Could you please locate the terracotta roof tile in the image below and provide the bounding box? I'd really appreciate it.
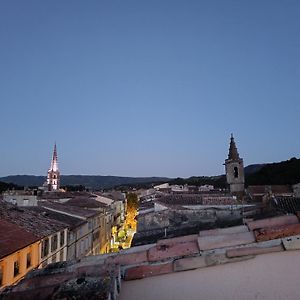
[156,234,198,246]
[199,225,249,237]
[148,241,199,262]
[0,200,67,238]
[124,262,173,280]
[254,223,300,242]
[198,231,255,251]
[0,219,39,258]
[226,239,284,258]
[247,215,298,231]
[4,213,300,299]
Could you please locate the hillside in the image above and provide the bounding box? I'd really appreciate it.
[0,175,170,189]
[1,158,299,190]
[246,157,300,186]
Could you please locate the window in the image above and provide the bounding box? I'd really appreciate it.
[60,250,64,261]
[42,238,49,258]
[0,265,3,286]
[234,167,239,178]
[88,221,92,230]
[26,252,31,268]
[60,231,65,247]
[51,234,58,252]
[14,260,20,277]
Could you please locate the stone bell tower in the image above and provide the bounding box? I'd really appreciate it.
[47,143,60,191]
[224,134,245,195]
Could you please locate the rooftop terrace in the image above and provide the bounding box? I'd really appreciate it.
[2,214,300,299]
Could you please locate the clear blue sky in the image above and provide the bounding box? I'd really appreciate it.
[0,1,299,178]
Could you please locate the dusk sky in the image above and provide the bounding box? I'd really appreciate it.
[0,1,299,178]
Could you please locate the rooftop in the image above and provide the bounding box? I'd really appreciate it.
[3,213,300,299]
[0,219,39,259]
[0,200,67,239]
[64,197,107,209]
[39,201,100,219]
[28,206,86,229]
[247,185,293,195]
[155,193,237,207]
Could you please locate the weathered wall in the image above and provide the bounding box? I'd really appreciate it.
[137,208,242,232]
[133,208,242,246]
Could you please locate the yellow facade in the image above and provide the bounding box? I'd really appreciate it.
[0,241,40,289]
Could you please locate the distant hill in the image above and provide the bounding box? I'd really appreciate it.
[246,157,300,186]
[1,157,299,190]
[0,175,170,189]
[168,159,299,188]
[169,175,226,188]
[244,164,266,175]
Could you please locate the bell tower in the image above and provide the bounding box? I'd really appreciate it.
[47,143,60,191]
[225,134,245,195]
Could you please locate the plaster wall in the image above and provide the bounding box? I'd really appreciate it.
[119,250,300,300]
[0,242,39,289]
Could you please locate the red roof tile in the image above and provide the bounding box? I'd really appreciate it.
[148,241,199,262]
[254,223,300,242]
[198,231,255,251]
[246,215,298,231]
[124,262,173,280]
[0,219,39,258]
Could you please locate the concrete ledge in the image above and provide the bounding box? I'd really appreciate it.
[226,245,283,258]
[198,231,255,251]
[174,255,206,272]
[199,225,249,237]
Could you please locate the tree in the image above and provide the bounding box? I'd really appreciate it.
[126,192,138,231]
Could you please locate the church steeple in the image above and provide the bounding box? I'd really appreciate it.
[47,143,60,191]
[228,134,240,160]
[224,134,245,196]
[50,143,58,172]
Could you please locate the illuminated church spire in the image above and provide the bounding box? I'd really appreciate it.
[50,143,58,172]
[47,143,60,191]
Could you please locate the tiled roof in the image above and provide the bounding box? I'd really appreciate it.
[41,191,95,199]
[247,185,293,195]
[3,213,300,299]
[0,219,39,259]
[28,206,85,229]
[0,200,67,239]
[64,197,107,209]
[156,194,203,205]
[272,196,300,214]
[156,194,237,207]
[40,201,100,219]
